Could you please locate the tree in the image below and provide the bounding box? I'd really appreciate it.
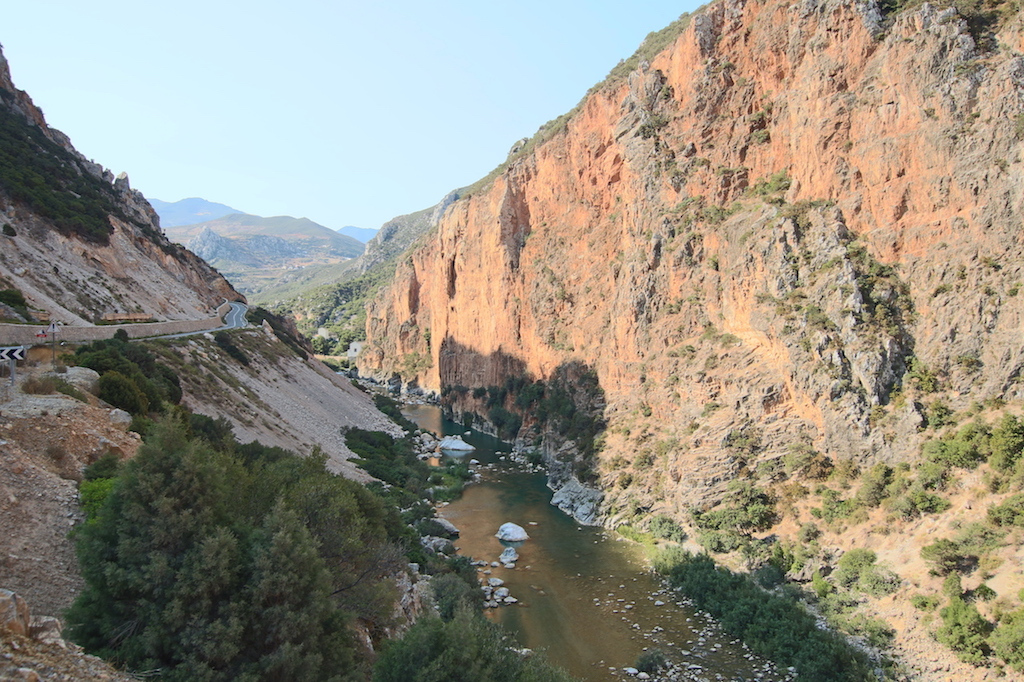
[990,608,1024,672]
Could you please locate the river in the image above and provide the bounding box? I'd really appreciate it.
[403,404,790,682]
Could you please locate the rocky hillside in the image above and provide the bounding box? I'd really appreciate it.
[259,191,461,350]
[162,213,364,295]
[362,0,1023,504]
[0,50,240,326]
[360,1,1024,675]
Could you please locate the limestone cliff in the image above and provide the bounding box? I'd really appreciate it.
[362,0,1024,514]
[0,47,240,325]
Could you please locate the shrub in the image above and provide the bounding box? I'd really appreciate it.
[214,330,250,366]
[911,593,941,611]
[67,419,407,680]
[692,481,777,534]
[97,370,148,415]
[833,548,901,596]
[990,607,1024,672]
[988,493,1024,527]
[888,486,951,520]
[429,573,480,621]
[653,550,875,681]
[971,583,997,602]
[649,515,686,542]
[634,649,668,674]
[922,539,974,576]
[936,598,992,664]
[797,522,821,543]
[373,607,573,682]
[989,414,1024,472]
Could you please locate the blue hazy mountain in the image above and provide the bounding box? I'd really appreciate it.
[150,197,243,228]
[337,225,378,243]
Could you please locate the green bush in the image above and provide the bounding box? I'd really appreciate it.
[936,598,992,664]
[373,607,573,682]
[833,548,900,596]
[653,549,875,681]
[75,338,181,414]
[922,539,974,576]
[911,593,941,611]
[990,607,1024,672]
[691,481,777,534]
[214,330,250,366]
[429,573,480,622]
[649,515,686,542]
[634,648,668,674]
[0,288,27,310]
[97,370,149,415]
[988,493,1024,526]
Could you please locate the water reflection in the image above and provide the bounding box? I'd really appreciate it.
[402,404,783,682]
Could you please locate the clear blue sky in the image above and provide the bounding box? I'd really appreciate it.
[1,1,700,231]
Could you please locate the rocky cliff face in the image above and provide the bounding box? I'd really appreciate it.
[0,48,240,325]
[362,0,1024,515]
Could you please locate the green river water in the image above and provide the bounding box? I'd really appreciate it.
[403,404,791,682]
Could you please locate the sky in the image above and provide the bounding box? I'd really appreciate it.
[1,1,701,231]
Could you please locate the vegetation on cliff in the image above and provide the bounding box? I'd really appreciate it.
[654,550,878,681]
[0,95,122,245]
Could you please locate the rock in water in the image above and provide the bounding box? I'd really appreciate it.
[496,522,529,542]
[439,435,475,451]
[499,546,519,563]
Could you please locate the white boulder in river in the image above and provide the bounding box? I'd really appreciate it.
[439,435,475,451]
[499,546,519,563]
[496,522,529,542]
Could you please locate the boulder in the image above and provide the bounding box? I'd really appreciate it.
[0,588,30,637]
[419,536,454,555]
[496,522,529,542]
[434,517,461,537]
[439,435,475,452]
[550,477,603,525]
[61,366,100,393]
[108,408,133,431]
[499,546,519,563]
[29,616,64,647]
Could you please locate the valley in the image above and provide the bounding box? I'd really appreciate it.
[2,0,1024,679]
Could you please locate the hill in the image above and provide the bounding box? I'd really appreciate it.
[338,225,378,243]
[163,213,365,295]
[149,197,242,227]
[259,192,460,354]
[0,53,239,325]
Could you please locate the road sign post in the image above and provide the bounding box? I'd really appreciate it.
[45,322,60,368]
[0,346,26,386]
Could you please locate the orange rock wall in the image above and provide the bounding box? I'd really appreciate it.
[363,0,1024,512]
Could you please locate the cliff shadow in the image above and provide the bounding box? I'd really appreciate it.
[437,336,606,484]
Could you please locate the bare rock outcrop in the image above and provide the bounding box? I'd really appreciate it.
[361,0,1024,514]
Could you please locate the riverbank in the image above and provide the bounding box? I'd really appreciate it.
[402,403,791,682]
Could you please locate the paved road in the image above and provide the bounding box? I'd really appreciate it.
[222,301,248,330]
[145,301,249,340]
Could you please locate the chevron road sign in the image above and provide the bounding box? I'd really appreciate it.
[0,346,25,361]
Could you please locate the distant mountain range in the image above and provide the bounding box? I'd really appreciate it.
[336,225,377,243]
[159,212,365,295]
[151,198,377,243]
[149,197,242,228]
